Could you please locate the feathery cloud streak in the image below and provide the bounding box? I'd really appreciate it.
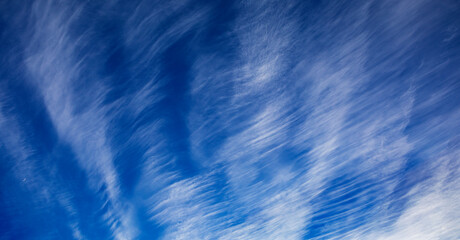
[0,0,459,239]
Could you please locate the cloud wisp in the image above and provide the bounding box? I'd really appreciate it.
[0,0,459,239]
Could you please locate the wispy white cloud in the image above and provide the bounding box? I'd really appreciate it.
[182,0,459,239]
[124,0,210,70]
[0,92,85,239]
[358,146,460,240]
[179,1,313,238]
[23,2,137,239]
[4,0,458,239]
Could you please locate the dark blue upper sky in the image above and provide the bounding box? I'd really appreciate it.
[1,0,459,239]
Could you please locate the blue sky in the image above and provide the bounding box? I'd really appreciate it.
[0,0,459,239]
